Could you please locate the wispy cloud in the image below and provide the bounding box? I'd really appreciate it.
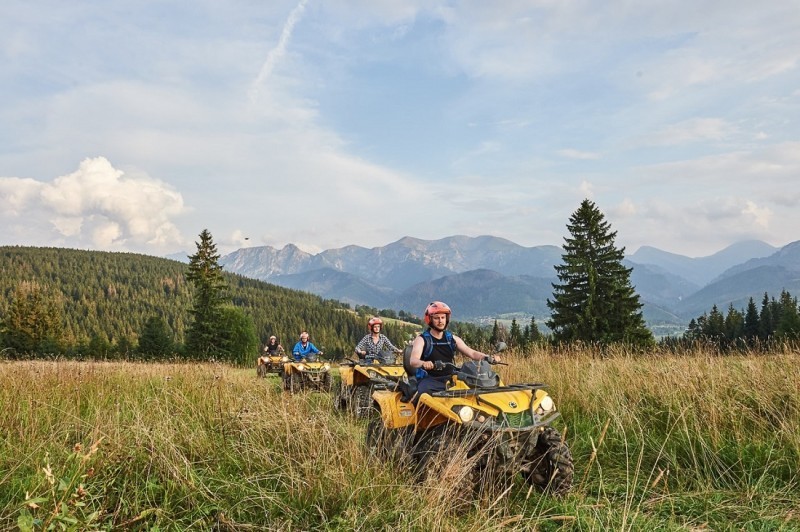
[558,148,601,160]
[248,0,309,103]
[645,118,734,146]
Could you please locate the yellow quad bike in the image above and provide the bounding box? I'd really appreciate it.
[282,352,332,394]
[257,352,289,377]
[335,351,406,418]
[366,348,573,498]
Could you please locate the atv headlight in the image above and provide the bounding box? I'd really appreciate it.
[536,395,555,414]
[453,406,475,423]
[281,356,289,362]
[323,363,331,370]
[297,364,305,371]
[367,369,378,378]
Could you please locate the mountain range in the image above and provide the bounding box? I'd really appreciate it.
[217,235,800,334]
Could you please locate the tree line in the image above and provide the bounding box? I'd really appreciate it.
[0,243,417,364]
[668,290,800,350]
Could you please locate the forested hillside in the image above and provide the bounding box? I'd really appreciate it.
[0,247,414,358]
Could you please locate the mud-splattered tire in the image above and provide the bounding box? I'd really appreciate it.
[289,372,302,394]
[524,427,573,495]
[365,415,388,459]
[256,363,267,378]
[321,372,332,393]
[332,381,346,410]
[366,414,411,464]
[282,372,291,391]
[412,426,482,508]
[352,385,373,419]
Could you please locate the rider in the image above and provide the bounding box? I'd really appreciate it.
[408,301,501,397]
[292,331,322,361]
[354,317,402,363]
[263,335,285,357]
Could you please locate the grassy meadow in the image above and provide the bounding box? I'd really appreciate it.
[1,346,799,531]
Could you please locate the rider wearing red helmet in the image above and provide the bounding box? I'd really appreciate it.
[355,316,402,363]
[408,301,501,397]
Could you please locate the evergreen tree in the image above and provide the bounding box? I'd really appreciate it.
[138,315,174,358]
[509,318,522,347]
[529,316,542,343]
[490,320,500,345]
[685,317,700,341]
[775,290,800,340]
[218,305,260,365]
[185,229,229,357]
[743,298,760,344]
[759,293,776,341]
[546,199,653,346]
[1,281,64,354]
[705,305,725,339]
[724,304,744,341]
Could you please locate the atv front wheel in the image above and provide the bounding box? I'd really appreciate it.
[352,385,373,418]
[366,414,411,463]
[523,427,574,495]
[321,372,332,393]
[289,372,302,394]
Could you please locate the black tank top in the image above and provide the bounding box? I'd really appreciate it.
[426,334,457,377]
[266,343,279,354]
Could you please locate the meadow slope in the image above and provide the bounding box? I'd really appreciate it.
[1,347,798,530]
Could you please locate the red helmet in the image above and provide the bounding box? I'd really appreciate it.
[424,301,451,326]
[368,317,383,330]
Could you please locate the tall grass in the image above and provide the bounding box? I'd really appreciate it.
[1,347,798,530]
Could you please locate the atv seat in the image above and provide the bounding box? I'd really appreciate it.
[396,344,418,403]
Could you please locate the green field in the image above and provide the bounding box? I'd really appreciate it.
[2,347,798,530]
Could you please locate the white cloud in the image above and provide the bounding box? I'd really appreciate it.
[558,148,601,160]
[249,0,310,103]
[578,180,594,198]
[742,200,772,229]
[0,157,186,252]
[647,118,733,146]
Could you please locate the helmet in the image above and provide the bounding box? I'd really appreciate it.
[424,301,451,326]
[368,317,383,330]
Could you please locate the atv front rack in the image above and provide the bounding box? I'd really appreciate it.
[430,383,547,398]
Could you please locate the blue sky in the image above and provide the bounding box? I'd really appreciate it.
[1,1,798,258]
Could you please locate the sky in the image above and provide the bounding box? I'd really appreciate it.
[1,1,799,259]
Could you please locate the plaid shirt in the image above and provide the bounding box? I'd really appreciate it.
[355,333,399,358]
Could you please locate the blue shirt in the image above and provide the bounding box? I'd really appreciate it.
[292,340,320,361]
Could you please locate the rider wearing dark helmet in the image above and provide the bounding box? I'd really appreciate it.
[354,317,401,363]
[407,301,500,397]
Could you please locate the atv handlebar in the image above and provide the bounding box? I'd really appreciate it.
[433,353,506,372]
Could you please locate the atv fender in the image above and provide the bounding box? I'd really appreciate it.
[415,393,461,430]
[339,366,355,387]
[372,389,416,429]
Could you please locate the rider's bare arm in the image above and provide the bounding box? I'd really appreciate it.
[454,336,501,363]
[408,336,434,370]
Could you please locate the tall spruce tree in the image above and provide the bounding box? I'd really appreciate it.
[743,297,760,344]
[185,229,229,357]
[546,199,653,346]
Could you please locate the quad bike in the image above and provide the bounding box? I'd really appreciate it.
[335,350,406,418]
[282,352,332,394]
[257,352,289,377]
[366,345,573,500]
